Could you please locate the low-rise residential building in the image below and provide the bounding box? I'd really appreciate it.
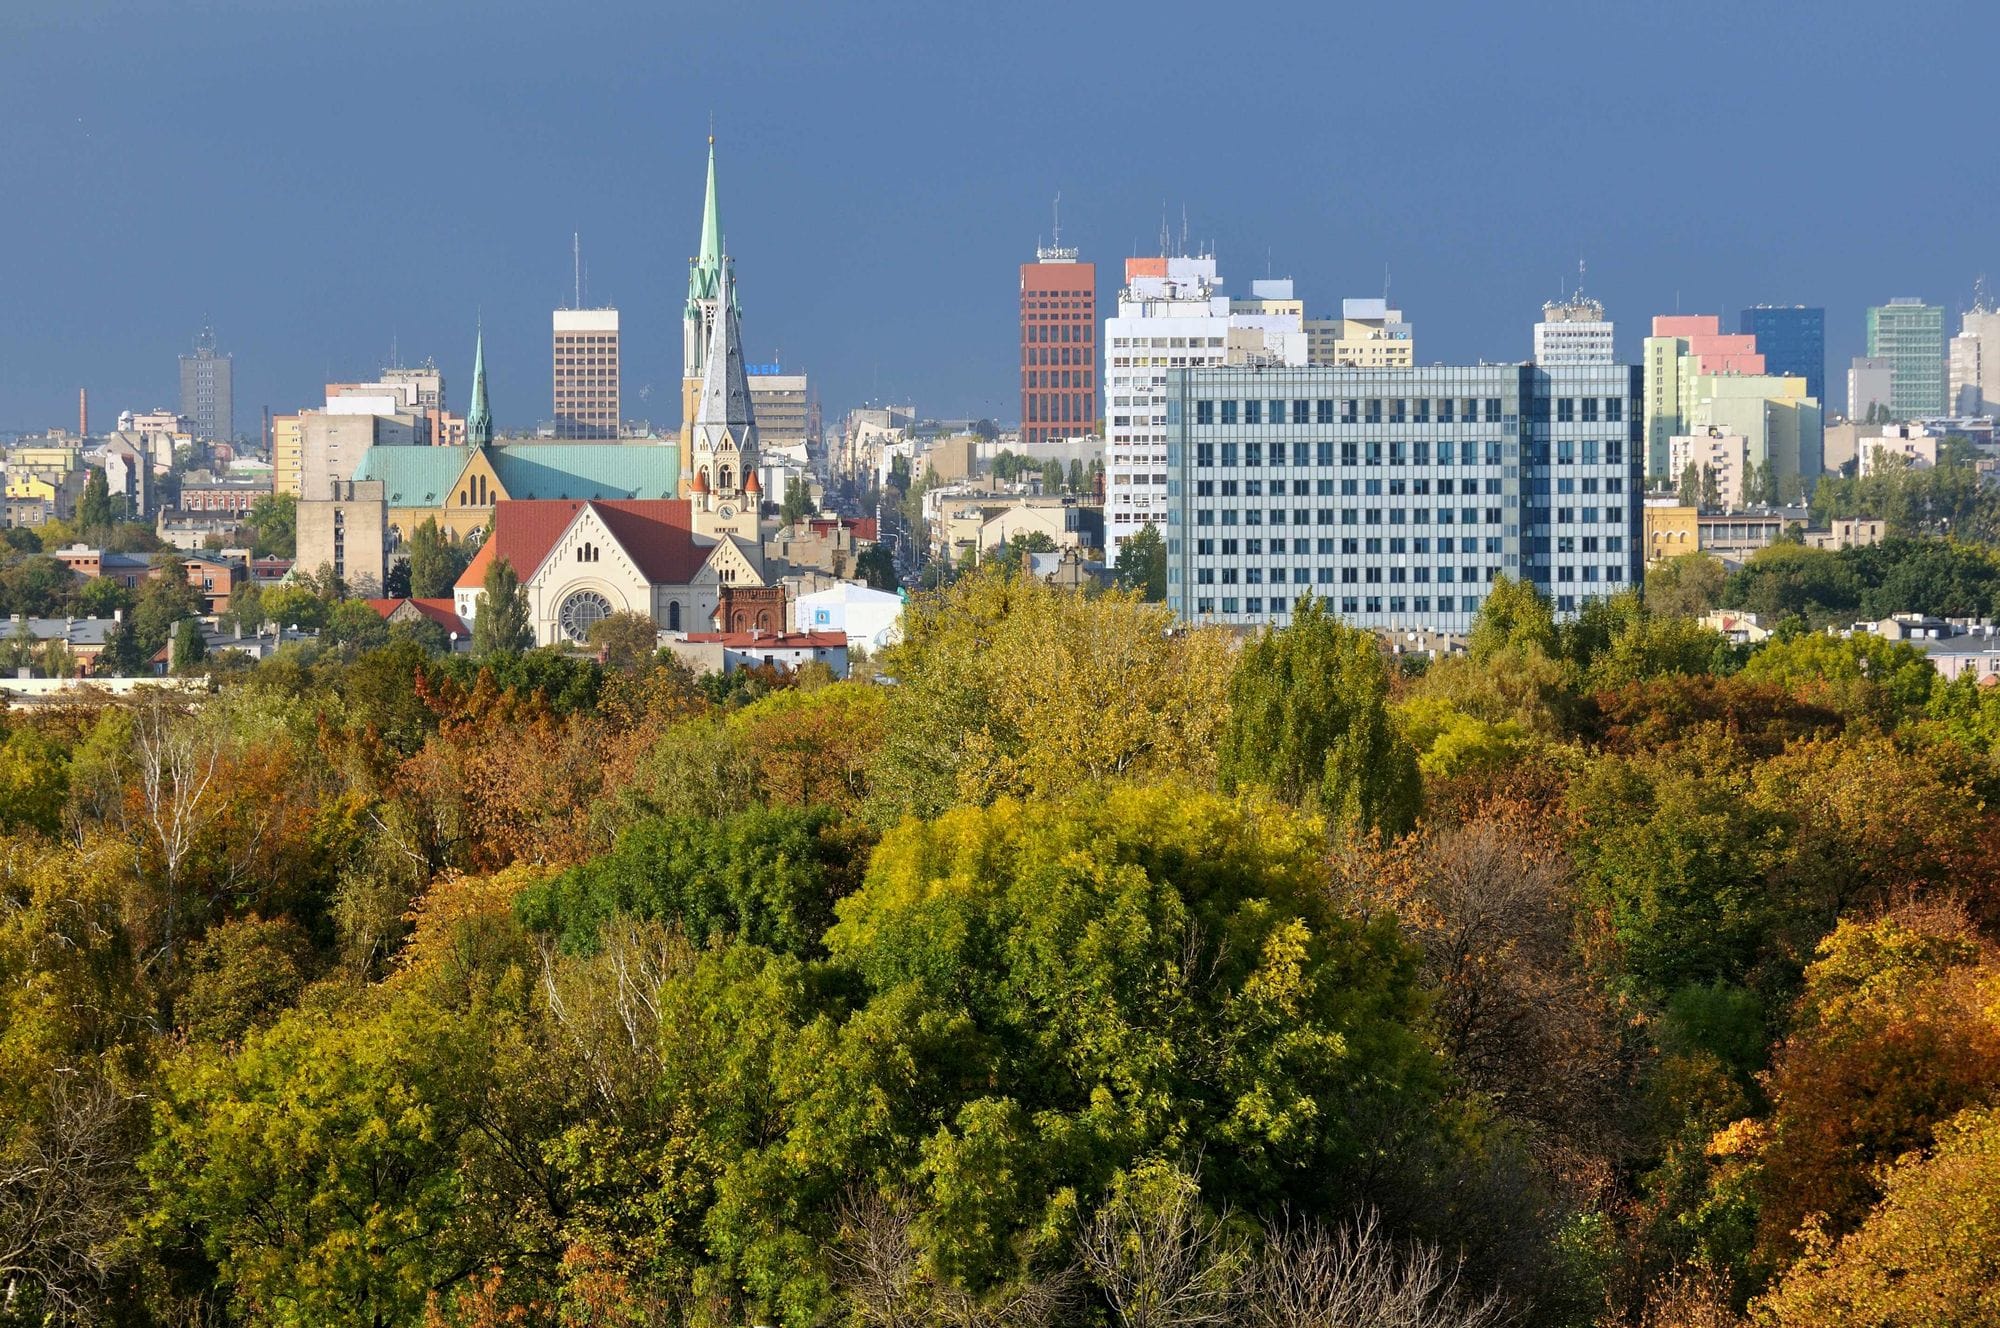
[4,443,87,523]
[791,582,903,653]
[48,545,242,613]
[1668,430,1751,508]
[1699,610,1773,644]
[667,629,849,678]
[765,515,878,578]
[1804,517,1887,551]
[178,470,273,515]
[1696,510,1799,559]
[1643,498,1700,565]
[364,597,471,644]
[1858,425,1940,476]
[156,509,252,552]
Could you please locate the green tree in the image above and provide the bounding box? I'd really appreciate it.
[322,599,390,650]
[1066,458,1084,493]
[855,543,898,591]
[516,805,847,958]
[257,581,328,632]
[1468,576,1559,662]
[172,618,208,673]
[668,786,1452,1317]
[1217,596,1420,836]
[1721,544,1862,627]
[1737,630,1935,717]
[992,530,1056,565]
[405,517,472,599]
[0,554,70,616]
[1040,459,1063,492]
[781,475,814,525]
[246,492,297,558]
[1678,461,1701,508]
[0,724,70,834]
[140,993,528,1328]
[589,610,661,673]
[471,555,533,657]
[77,467,115,531]
[1699,463,1723,513]
[1113,523,1167,602]
[1645,552,1727,620]
[132,556,202,657]
[97,617,146,675]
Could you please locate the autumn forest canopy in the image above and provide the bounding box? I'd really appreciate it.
[8,559,2000,1327]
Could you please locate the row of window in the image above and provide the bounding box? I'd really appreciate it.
[1190,534,1624,556]
[1112,336,1226,349]
[1197,565,1507,586]
[1193,594,1492,617]
[1026,346,1086,365]
[1193,440,1537,467]
[1197,476,1517,496]
[1196,398,1516,426]
[1024,370,1094,388]
[1190,504,1630,528]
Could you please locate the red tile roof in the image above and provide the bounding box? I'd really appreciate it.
[457,499,702,591]
[807,515,878,542]
[684,630,847,649]
[365,597,470,636]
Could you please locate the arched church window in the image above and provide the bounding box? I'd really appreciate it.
[719,465,734,492]
[668,601,681,631]
[557,589,613,644]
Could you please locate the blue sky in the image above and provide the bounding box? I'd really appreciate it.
[2,0,1995,437]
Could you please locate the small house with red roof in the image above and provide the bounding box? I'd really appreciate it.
[365,597,472,644]
[453,497,778,647]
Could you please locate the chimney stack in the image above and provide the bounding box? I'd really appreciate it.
[79,387,88,439]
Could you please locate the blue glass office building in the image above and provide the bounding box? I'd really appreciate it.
[1739,306,1826,407]
[1164,362,1643,632]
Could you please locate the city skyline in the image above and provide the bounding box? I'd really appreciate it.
[4,0,1999,435]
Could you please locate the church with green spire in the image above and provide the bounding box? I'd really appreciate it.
[295,138,787,591]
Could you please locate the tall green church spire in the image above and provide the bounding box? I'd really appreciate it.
[466,320,493,448]
[688,136,724,308]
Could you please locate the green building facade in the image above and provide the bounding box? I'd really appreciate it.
[1867,299,1946,419]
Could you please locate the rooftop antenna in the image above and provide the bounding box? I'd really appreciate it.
[1577,256,1587,299]
[1051,191,1061,250]
[1159,203,1169,259]
[1975,274,1992,314]
[573,232,581,310]
[1383,263,1391,305]
[1180,203,1188,255]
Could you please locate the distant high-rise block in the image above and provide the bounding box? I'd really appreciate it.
[1020,242,1097,449]
[1867,300,1946,419]
[554,308,621,439]
[1849,356,1894,422]
[1739,306,1825,408]
[179,325,233,442]
[1949,293,2000,417]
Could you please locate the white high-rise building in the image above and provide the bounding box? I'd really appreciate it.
[1103,255,1306,558]
[1949,293,2000,417]
[1534,295,1616,365]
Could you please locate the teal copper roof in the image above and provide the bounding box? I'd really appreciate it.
[353,441,679,506]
